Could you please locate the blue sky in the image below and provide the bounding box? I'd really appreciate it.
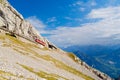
[8,0,120,47]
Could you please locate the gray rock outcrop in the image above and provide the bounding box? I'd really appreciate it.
[0,0,51,48]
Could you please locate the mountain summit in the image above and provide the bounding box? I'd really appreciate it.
[0,0,112,80]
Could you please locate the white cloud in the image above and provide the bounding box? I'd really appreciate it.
[64,17,73,20]
[87,6,120,19]
[26,16,47,34]
[72,0,97,10]
[71,0,97,12]
[46,6,120,47]
[25,6,120,48]
[108,61,115,64]
[72,0,96,7]
[74,18,82,22]
[47,17,57,23]
[90,1,97,6]
[80,7,85,12]
[64,17,82,22]
[105,0,118,6]
[72,1,83,6]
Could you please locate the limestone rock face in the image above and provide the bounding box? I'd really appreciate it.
[0,0,45,45]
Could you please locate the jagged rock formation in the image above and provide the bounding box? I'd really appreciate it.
[0,0,113,80]
[0,0,57,49]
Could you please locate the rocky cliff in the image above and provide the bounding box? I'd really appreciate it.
[0,0,113,80]
[0,0,55,49]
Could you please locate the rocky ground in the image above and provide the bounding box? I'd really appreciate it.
[0,29,112,80]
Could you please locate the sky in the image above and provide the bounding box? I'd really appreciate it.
[8,0,120,48]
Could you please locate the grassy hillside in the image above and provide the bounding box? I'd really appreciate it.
[0,32,95,80]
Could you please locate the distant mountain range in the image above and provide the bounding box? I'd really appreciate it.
[63,45,120,79]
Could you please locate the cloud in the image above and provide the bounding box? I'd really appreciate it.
[70,0,97,13]
[26,16,47,34]
[80,7,85,12]
[90,1,97,6]
[47,17,57,23]
[72,0,96,7]
[87,6,120,19]
[64,17,73,20]
[105,0,120,6]
[46,6,120,47]
[25,6,120,48]
[72,1,83,6]
[64,17,82,22]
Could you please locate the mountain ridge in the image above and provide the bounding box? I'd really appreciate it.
[64,45,120,79]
